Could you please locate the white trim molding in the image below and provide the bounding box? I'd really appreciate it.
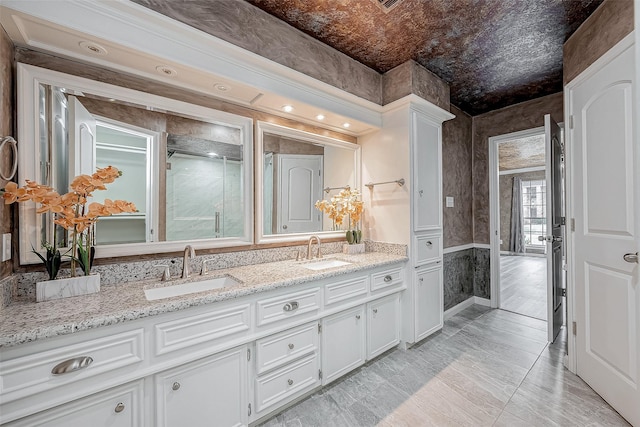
[442,243,490,254]
[474,297,491,307]
[499,165,546,175]
[443,297,475,320]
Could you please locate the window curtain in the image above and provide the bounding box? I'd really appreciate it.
[510,177,525,253]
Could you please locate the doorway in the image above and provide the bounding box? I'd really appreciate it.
[495,131,548,320]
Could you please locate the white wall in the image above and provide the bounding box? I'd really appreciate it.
[360,106,411,245]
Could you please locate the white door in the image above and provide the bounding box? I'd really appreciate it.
[321,305,366,385]
[412,111,442,232]
[367,294,400,358]
[570,38,639,425]
[155,346,248,427]
[277,155,322,234]
[8,381,144,427]
[68,96,96,177]
[414,265,443,341]
[544,115,564,342]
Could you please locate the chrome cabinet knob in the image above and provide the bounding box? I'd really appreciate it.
[283,301,299,312]
[288,343,294,349]
[383,275,392,282]
[172,382,180,391]
[355,315,361,320]
[373,309,378,314]
[623,252,638,263]
[426,241,432,246]
[282,225,288,230]
[114,402,125,413]
[287,379,293,386]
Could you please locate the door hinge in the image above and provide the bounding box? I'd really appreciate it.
[571,218,575,232]
[560,217,566,226]
[572,321,577,335]
[318,324,322,334]
[319,369,323,380]
[247,348,251,361]
[569,115,574,129]
[248,403,252,417]
[561,288,566,297]
[166,162,172,170]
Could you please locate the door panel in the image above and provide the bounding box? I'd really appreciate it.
[544,114,564,342]
[278,155,322,234]
[570,39,639,425]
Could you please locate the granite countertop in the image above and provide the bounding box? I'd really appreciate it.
[0,252,407,349]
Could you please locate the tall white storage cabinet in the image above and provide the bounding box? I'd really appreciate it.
[361,96,453,346]
[410,108,447,342]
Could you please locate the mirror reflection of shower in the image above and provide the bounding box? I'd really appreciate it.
[166,134,244,241]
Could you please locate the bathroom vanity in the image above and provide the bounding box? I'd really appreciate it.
[0,253,406,426]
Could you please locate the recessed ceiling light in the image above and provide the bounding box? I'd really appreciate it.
[79,41,108,56]
[282,105,294,113]
[316,114,325,121]
[155,65,178,77]
[214,83,230,92]
[343,122,351,128]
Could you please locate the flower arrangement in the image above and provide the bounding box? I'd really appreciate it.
[314,187,364,244]
[2,166,137,279]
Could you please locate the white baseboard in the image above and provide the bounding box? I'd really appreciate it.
[444,297,475,320]
[474,297,491,307]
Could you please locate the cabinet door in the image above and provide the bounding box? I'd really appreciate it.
[415,266,443,342]
[7,380,143,427]
[367,294,400,358]
[411,111,442,232]
[155,346,248,427]
[321,305,366,385]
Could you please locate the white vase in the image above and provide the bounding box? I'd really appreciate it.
[343,243,365,255]
[36,273,101,302]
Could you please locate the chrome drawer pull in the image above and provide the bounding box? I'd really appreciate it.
[114,402,125,413]
[172,382,181,391]
[51,356,93,375]
[283,301,299,312]
[383,275,392,282]
[426,241,432,246]
[288,343,295,350]
[287,379,294,386]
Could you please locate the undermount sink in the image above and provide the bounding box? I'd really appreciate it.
[301,259,352,271]
[144,276,241,301]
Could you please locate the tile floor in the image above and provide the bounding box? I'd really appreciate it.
[258,305,629,426]
[500,255,547,320]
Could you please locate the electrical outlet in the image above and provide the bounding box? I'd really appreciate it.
[2,233,11,262]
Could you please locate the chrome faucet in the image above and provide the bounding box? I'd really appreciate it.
[307,235,321,260]
[182,245,196,278]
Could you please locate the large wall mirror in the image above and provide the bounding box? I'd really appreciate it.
[256,122,361,243]
[17,64,253,264]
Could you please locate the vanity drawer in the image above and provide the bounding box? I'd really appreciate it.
[371,267,403,292]
[324,275,368,307]
[254,353,319,414]
[154,304,251,356]
[414,234,442,266]
[255,322,318,375]
[256,289,320,328]
[0,329,144,403]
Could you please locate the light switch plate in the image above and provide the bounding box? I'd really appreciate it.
[445,196,454,208]
[1,233,10,262]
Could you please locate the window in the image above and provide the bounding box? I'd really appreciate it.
[521,179,546,246]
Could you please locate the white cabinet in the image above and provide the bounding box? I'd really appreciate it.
[7,380,144,427]
[155,346,248,427]
[414,265,443,342]
[367,294,400,358]
[412,110,442,232]
[321,305,366,385]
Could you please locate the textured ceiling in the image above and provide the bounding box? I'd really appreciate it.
[244,0,602,115]
[499,134,546,171]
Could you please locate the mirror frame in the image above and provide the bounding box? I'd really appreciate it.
[256,121,361,244]
[17,63,254,264]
